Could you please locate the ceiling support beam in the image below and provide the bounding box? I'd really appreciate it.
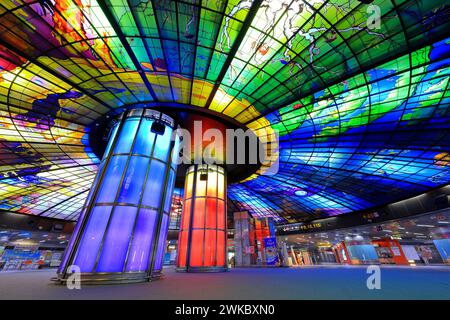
[204,0,264,108]
[97,0,159,102]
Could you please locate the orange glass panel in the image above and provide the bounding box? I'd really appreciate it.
[217,231,225,267]
[217,200,225,230]
[193,198,205,228]
[204,230,216,267]
[206,198,217,229]
[181,199,191,231]
[190,230,204,267]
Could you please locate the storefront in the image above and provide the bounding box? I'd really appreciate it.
[0,245,64,271]
[0,229,68,272]
[372,239,408,265]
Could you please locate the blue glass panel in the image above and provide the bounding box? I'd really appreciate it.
[163,169,176,213]
[133,118,156,156]
[113,119,139,154]
[153,214,169,271]
[141,160,166,208]
[153,126,173,162]
[96,156,127,203]
[103,123,119,159]
[117,156,149,204]
[85,161,105,205]
[73,206,112,272]
[125,208,158,272]
[171,133,180,168]
[433,239,450,262]
[96,206,137,272]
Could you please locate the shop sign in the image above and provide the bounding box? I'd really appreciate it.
[263,237,278,265]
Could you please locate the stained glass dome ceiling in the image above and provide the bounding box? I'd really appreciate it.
[0,0,449,224]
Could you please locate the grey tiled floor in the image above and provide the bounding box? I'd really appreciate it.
[0,265,449,300]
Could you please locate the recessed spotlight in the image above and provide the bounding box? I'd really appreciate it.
[295,190,307,196]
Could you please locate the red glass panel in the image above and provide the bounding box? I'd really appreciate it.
[206,198,217,229]
[204,230,217,267]
[181,199,191,231]
[190,230,204,267]
[177,231,189,267]
[217,231,225,267]
[217,200,225,230]
[193,198,205,228]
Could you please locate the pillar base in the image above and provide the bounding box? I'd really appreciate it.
[54,270,168,285]
[176,267,228,273]
[54,272,151,285]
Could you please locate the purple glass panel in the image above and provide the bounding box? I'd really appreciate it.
[58,207,87,273]
[73,206,112,272]
[153,214,169,271]
[96,206,138,272]
[125,208,158,272]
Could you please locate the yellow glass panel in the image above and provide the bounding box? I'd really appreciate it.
[207,170,217,197]
[185,172,194,199]
[196,170,207,197]
[217,171,225,199]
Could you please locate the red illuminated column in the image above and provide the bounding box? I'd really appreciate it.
[177,164,227,272]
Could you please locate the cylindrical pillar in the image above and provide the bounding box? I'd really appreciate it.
[57,109,180,284]
[177,164,227,272]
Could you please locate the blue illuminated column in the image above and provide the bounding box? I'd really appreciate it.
[57,109,180,284]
